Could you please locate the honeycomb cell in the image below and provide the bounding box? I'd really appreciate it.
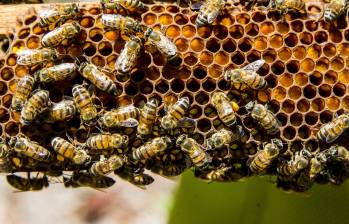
[197,118,211,132]
[131,70,145,83]
[311,98,325,112]
[144,13,157,25]
[32,24,45,35]
[170,79,185,93]
[88,7,101,15]
[300,58,315,73]
[125,81,139,96]
[238,37,253,52]
[1,68,14,81]
[303,85,317,99]
[307,44,322,59]
[283,126,296,140]
[324,70,338,84]
[323,43,336,58]
[245,23,259,37]
[193,66,207,79]
[104,31,118,41]
[182,25,196,38]
[254,36,267,51]
[277,113,288,127]
[106,54,117,69]
[184,52,198,66]
[231,51,245,65]
[195,91,209,105]
[175,14,189,25]
[89,28,103,42]
[133,95,147,108]
[12,40,25,53]
[260,22,275,35]
[2,94,12,108]
[213,25,228,40]
[159,14,173,25]
[298,125,311,140]
[206,38,220,53]
[166,25,180,38]
[199,51,213,65]
[319,84,331,98]
[262,48,276,63]
[217,78,230,91]
[315,58,329,72]
[267,11,281,21]
[299,32,313,45]
[155,79,169,94]
[288,86,301,100]
[271,61,285,75]
[291,20,303,32]
[309,71,323,85]
[190,38,205,52]
[339,69,349,83]
[333,83,346,97]
[320,111,333,124]
[326,97,340,110]
[329,30,343,43]
[197,26,212,38]
[305,112,318,126]
[273,86,286,101]
[83,42,97,56]
[252,11,266,22]
[202,77,216,92]
[24,15,37,25]
[314,31,328,44]
[342,96,349,110]
[18,27,30,39]
[0,108,9,123]
[9,80,16,93]
[98,41,112,56]
[284,33,298,47]
[5,121,19,136]
[6,54,17,67]
[175,38,189,52]
[152,5,165,13]
[297,99,310,112]
[278,47,292,61]
[279,73,293,87]
[338,43,349,57]
[204,104,217,118]
[331,57,344,71]
[236,13,250,25]
[188,104,202,119]
[91,55,105,67]
[270,34,283,49]
[0,81,8,96]
[214,51,229,65]
[186,78,200,92]
[229,25,244,39]
[291,140,303,152]
[305,20,318,31]
[282,100,295,113]
[290,112,303,127]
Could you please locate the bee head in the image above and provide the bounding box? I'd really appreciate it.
[176,134,187,146]
[316,152,327,164]
[160,116,177,130]
[211,92,226,106]
[271,138,283,149]
[78,61,89,73]
[8,136,17,148]
[144,28,153,39]
[245,101,255,112]
[73,149,91,165]
[300,149,312,160]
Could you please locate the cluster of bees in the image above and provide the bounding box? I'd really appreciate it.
[0,0,349,192]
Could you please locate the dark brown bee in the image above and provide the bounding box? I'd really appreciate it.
[132,136,172,161]
[245,101,280,134]
[278,149,312,177]
[20,90,50,125]
[16,48,59,66]
[309,152,327,180]
[195,166,233,182]
[86,133,129,151]
[326,145,349,164]
[151,162,187,177]
[9,136,51,162]
[41,22,81,47]
[11,75,35,112]
[38,3,79,27]
[0,138,12,172]
[6,173,49,192]
[317,113,349,143]
[51,137,91,165]
[72,84,98,126]
[43,99,76,123]
[116,167,154,189]
[35,63,77,83]
[98,104,140,129]
[90,155,124,176]
[66,172,116,189]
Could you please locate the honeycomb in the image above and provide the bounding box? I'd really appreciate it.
[0,0,349,192]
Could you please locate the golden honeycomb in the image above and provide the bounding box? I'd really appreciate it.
[0,0,349,191]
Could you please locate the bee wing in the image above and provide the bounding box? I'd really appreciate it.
[207,11,220,24]
[39,8,59,18]
[190,1,203,10]
[118,118,139,127]
[242,59,265,72]
[16,49,33,56]
[177,117,196,128]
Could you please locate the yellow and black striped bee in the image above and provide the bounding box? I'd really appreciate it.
[206,126,245,150]
[6,173,49,192]
[51,137,91,165]
[192,0,225,26]
[132,136,172,161]
[224,59,267,90]
[245,101,280,134]
[65,172,116,189]
[101,14,143,38]
[98,104,140,129]
[38,3,79,27]
[86,133,129,151]
[100,0,147,11]
[323,0,348,22]
[11,75,35,112]
[137,98,159,137]
[9,136,51,162]
[160,97,195,130]
[42,99,76,123]
[309,151,327,180]
[116,167,154,189]
[79,62,120,95]
[278,149,312,177]
[269,0,306,14]
[249,138,283,174]
[326,145,349,164]
[16,48,59,66]
[90,155,124,176]
[115,37,142,81]
[317,113,349,143]
[35,63,77,83]
[42,22,81,47]
[20,90,50,125]
[177,134,211,168]
[211,92,238,127]
[0,138,12,172]
[144,28,181,68]
[195,165,233,182]
[72,84,98,126]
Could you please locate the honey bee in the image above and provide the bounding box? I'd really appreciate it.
[326,145,349,163]
[176,134,211,168]
[11,75,35,112]
[72,84,98,125]
[51,137,91,165]
[211,92,237,127]
[206,126,245,150]
[249,138,283,174]
[116,167,154,189]
[245,101,280,134]
[137,98,159,137]
[115,37,142,81]
[151,162,187,177]
[160,97,195,130]
[38,3,79,27]
[90,155,124,176]
[144,28,181,67]
[43,99,76,123]
[101,14,142,37]
[42,22,81,47]
[6,173,49,192]
[309,152,327,180]
[16,48,59,66]
[9,136,51,162]
[269,0,306,14]
[20,90,50,125]
[195,166,233,182]
[101,0,147,11]
[132,136,172,161]
[79,62,119,95]
[224,59,267,90]
[278,149,312,177]
[323,0,348,22]
[317,113,349,143]
[98,104,140,129]
[86,133,129,151]
[192,0,225,26]
[66,172,116,189]
[35,63,77,83]
[0,138,12,172]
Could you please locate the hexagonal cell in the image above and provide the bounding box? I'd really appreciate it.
[193,66,207,80]
[217,78,230,91]
[270,34,283,49]
[6,54,17,67]
[236,13,250,24]
[155,79,169,94]
[279,73,293,88]
[272,86,286,101]
[339,69,349,83]
[195,91,209,105]
[229,25,244,39]
[18,27,30,39]
[204,104,217,118]
[290,112,303,127]
[139,80,154,95]
[311,98,325,112]
[309,71,323,85]
[89,28,104,42]
[342,96,349,110]
[299,32,313,45]
[214,51,229,65]
[213,25,228,40]
[290,140,303,152]
[282,126,296,141]
[197,26,212,38]
[91,55,105,67]
[188,104,202,119]
[324,70,338,84]
[323,43,336,58]
[267,10,281,21]
[298,125,311,140]
[291,20,303,32]
[143,13,157,25]
[170,79,185,93]
[124,81,139,96]
[271,61,285,75]
[186,78,200,92]
[5,121,19,136]
[97,41,112,56]
[80,16,95,28]
[300,58,315,73]
[260,21,275,35]
[83,42,97,56]
[284,33,298,47]
[2,94,12,108]
[159,13,173,25]
[206,38,220,53]
[288,86,301,100]
[282,100,295,114]
[202,77,216,92]
[183,52,198,66]
[319,84,331,98]
[333,83,346,97]
[278,47,292,61]
[197,118,212,132]
[190,38,205,52]
[245,23,259,36]
[133,94,147,108]
[165,25,180,39]
[329,30,343,43]
[254,36,267,51]
[297,98,310,113]
[316,58,330,73]
[32,24,45,35]
[0,107,9,123]
[182,25,196,38]
[1,67,14,81]
[277,112,288,127]
[326,97,340,111]
[199,51,213,65]
[320,110,333,124]
[238,37,253,52]
[0,81,8,96]
[331,57,344,71]
[305,111,318,126]
[175,38,189,52]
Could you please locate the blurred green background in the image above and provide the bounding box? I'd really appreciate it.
[170,171,349,224]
